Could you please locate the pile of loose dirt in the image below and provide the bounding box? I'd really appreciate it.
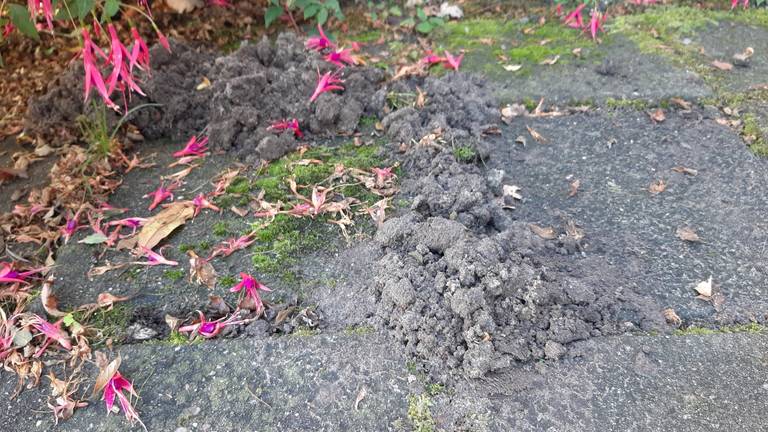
[372,147,663,382]
[379,72,499,145]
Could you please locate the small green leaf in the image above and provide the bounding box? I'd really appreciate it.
[265,5,284,27]
[429,17,444,26]
[63,314,76,326]
[73,0,95,19]
[316,7,328,25]
[79,233,108,244]
[102,0,120,21]
[400,17,415,28]
[388,5,402,16]
[415,21,433,34]
[303,4,319,18]
[8,4,39,41]
[416,7,427,21]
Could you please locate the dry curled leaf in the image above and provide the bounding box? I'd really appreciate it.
[564,220,585,241]
[649,108,666,123]
[676,227,701,243]
[92,355,121,397]
[118,203,194,251]
[694,276,713,298]
[529,224,557,240]
[711,60,733,71]
[733,47,754,64]
[196,76,211,90]
[662,308,682,327]
[502,184,523,200]
[354,387,368,411]
[648,179,666,195]
[97,293,131,309]
[526,125,547,143]
[188,250,217,289]
[568,179,581,197]
[670,98,691,110]
[671,166,698,176]
[540,55,560,65]
[503,64,523,72]
[40,276,67,317]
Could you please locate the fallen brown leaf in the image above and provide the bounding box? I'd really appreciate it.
[96,293,131,309]
[568,179,581,197]
[662,308,682,327]
[540,55,560,65]
[733,47,754,64]
[526,125,547,143]
[670,98,692,110]
[188,250,217,289]
[711,60,734,71]
[529,224,557,240]
[118,203,194,251]
[649,108,666,123]
[676,227,701,243]
[354,387,368,411]
[648,179,666,194]
[694,276,713,298]
[671,166,698,176]
[40,276,66,317]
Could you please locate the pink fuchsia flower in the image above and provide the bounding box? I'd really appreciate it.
[0,262,45,284]
[311,186,328,214]
[310,70,344,102]
[731,0,749,8]
[324,47,355,68]
[61,211,83,244]
[287,203,312,217]
[3,23,15,38]
[178,311,247,338]
[81,29,118,111]
[563,3,587,29]
[173,136,209,158]
[421,50,446,66]
[103,371,146,430]
[129,28,151,73]
[30,316,71,357]
[305,24,335,51]
[27,0,54,31]
[372,167,395,184]
[143,182,178,211]
[191,193,220,217]
[442,50,463,71]
[207,0,232,7]
[107,217,148,236]
[230,273,271,313]
[208,233,257,259]
[135,247,179,266]
[587,8,607,40]
[555,3,563,16]
[267,119,303,138]
[156,29,171,52]
[105,24,145,99]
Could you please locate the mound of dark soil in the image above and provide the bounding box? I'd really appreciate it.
[371,147,663,382]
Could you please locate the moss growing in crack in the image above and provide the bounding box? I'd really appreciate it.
[226,176,251,195]
[606,97,650,110]
[73,304,131,345]
[435,18,591,77]
[292,326,320,337]
[212,221,229,236]
[246,142,388,282]
[742,114,768,157]
[344,325,375,336]
[425,383,445,396]
[407,394,436,432]
[219,274,237,288]
[674,322,766,336]
[164,269,185,282]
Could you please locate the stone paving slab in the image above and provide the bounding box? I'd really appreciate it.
[490,110,768,324]
[0,333,412,432]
